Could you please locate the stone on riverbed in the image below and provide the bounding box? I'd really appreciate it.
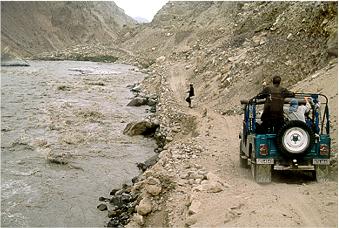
[127,97,148,106]
[97,203,108,211]
[136,154,159,172]
[123,120,159,136]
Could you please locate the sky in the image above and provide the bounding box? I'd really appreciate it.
[114,0,169,22]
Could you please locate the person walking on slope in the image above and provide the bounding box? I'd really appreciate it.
[256,75,294,133]
[186,84,195,108]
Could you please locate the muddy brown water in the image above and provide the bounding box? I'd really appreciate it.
[1,61,156,227]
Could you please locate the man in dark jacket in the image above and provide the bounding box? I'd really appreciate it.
[186,84,195,108]
[256,76,294,133]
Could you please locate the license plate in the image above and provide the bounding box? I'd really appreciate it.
[313,159,330,165]
[256,158,274,164]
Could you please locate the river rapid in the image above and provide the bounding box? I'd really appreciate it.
[1,61,156,227]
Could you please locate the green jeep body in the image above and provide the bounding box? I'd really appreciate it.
[240,93,331,183]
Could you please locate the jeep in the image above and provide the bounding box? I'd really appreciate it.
[239,93,331,183]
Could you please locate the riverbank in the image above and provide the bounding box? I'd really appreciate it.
[122,60,338,227]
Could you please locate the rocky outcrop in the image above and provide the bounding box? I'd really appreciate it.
[123,120,159,136]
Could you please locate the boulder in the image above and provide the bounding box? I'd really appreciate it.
[109,196,124,208]
[131,84,142,93]
[97,203,108,211]
[123,120,159,136]
[147,98,157,106]
[145,177,162,196]
[136,154,159,172]
[145,184,162,196]
[205,181,223,193]
[197,180,223,193]
[137,197,152,215]
[107,218,120,227]
[127,97,148,106]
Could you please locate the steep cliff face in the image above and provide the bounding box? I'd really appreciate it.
[1,1,136,57]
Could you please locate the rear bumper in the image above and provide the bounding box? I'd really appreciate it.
[274,165,314,171]
[255,158,330,171]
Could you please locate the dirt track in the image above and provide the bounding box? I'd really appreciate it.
[140,61,338,227]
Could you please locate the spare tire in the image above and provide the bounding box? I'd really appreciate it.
[277,120,315,157]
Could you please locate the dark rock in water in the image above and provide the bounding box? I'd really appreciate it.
[136,163,147,172]
[145,154,159,167]
[110,188,120,195]
[104,186,140,227]
[127,204,136,214]
[154,147,164,153]
[131,84,141,93]
[147,98,157,106]
[107,218,120,227]
[121,193,133,203]
[154,131,167,148]
[150,106,157,113]
[108,209,118,218]
[121,183,129,189]
[110,196,123,208]
[99,196,109,202]
[127,97,148,106]
[132,176,139,184]
[136,154,159,172]
[97,203,108,211]
[120,213,130,225]
[123,120,159,136]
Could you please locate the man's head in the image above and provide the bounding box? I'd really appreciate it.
[289,98,299,112]
[272,76,281,85]
[190,84,193,87]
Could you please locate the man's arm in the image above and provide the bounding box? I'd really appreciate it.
[282,88,295,98]
[256,87,270,99]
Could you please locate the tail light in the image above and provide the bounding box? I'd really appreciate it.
[320,144,329,156]
[260,144,268,156]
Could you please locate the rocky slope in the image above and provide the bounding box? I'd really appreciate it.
[1,1,136,57]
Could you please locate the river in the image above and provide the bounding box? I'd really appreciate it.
[1,61,156,227]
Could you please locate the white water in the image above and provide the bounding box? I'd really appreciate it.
[1,61,156,227]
